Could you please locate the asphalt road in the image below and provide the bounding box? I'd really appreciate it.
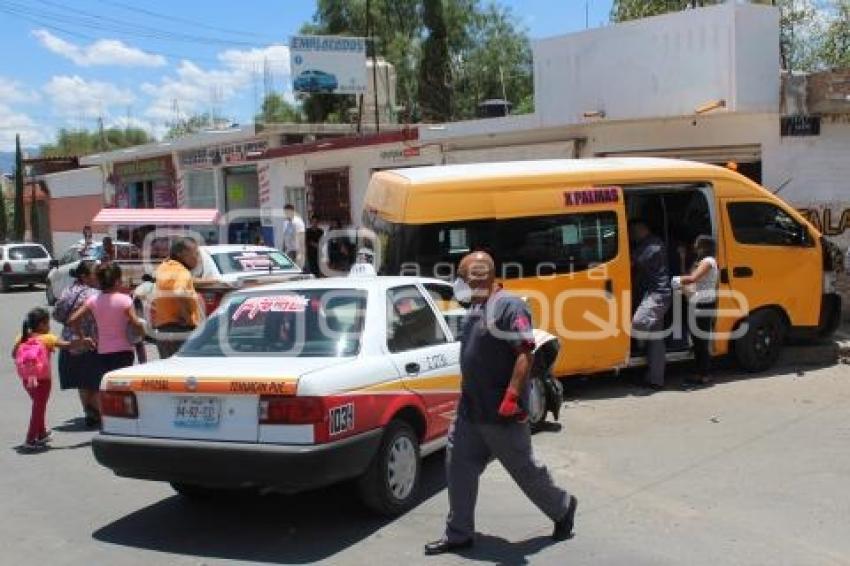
[2,287,850,566]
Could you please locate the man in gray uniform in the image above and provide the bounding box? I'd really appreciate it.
[630,220,672,389]
[424,251,578,556]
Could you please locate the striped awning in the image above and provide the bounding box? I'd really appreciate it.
[92,208,220,225]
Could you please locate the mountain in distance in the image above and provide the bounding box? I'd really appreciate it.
[0,148,40,175]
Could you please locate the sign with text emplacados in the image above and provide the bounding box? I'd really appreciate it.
[290,35,367,95]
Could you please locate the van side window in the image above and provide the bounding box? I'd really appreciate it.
[386,285,449,352]
[727,202,812,247]
[500,211,618,277]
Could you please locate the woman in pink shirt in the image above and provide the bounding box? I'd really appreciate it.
[69,263,145,395]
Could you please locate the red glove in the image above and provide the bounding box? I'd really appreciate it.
[498,388,526,420]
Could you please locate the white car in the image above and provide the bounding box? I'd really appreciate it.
[92,275,564,513]
[133,245,306,320]
[0,242,53,292]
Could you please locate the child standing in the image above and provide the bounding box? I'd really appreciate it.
[13,308,93,451]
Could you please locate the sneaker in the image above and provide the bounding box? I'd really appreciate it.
[36,430,53,444]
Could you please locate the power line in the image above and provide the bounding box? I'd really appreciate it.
[1,0,265,48]
[94,0,283,43]
[0,2,289,66]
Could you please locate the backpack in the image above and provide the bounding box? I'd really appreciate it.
[15,338,50,383]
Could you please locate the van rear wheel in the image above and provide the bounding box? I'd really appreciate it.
[735,309,786,372]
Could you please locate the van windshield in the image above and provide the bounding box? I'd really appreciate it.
[180,289,367,357]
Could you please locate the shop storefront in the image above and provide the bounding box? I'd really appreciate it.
[110,156,178,247]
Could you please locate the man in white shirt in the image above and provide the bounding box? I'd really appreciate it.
[281,204,306,268]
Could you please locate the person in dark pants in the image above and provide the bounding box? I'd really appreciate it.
[53,260,101,426]
[305,215,324,277]
[630,220,672,390]
[424,252,577,556]
[678,235,719,386]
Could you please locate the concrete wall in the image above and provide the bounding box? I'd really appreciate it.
[533,3,780,125]
[265,143,442,244]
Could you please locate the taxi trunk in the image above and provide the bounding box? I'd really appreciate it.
[100,357,347,444]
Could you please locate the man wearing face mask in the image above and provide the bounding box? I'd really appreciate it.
[424,251,577,556]
[281,204,306,269]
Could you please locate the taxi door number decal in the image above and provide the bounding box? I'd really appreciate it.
[329,403,355,436]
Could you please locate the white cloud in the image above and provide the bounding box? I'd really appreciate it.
[141,44,291,123]
[44,75,135,119]
[0,104,50,151]
[0,78,40,104]
[32,29,166,68]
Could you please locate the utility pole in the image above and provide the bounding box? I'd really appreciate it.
[366,0,380,132]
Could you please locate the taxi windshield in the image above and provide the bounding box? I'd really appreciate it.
[180,288,367,357]
[211,250,296,274]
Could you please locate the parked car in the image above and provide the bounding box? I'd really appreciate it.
[293,69,339,93]
[45,240,143,305]
[134,245,307,321]
[0,242,53,292]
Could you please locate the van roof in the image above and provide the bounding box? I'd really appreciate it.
[381,157,729,185]
[366,157,779,225]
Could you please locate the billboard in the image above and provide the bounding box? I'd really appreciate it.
[290,35,368,95]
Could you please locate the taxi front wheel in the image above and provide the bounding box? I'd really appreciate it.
[357,420,421,516]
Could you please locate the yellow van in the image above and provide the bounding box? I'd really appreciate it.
[362,158,842,376]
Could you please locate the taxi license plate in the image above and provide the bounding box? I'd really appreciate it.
[174,397,221,428]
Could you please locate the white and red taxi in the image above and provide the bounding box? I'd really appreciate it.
[93,276,467,514]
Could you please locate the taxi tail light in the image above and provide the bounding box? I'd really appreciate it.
[259,396,325,425]
[100,391,138,419]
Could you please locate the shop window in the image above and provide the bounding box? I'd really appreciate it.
[185,170,217,209]
[131,181,154,208]
[727,202,812,247]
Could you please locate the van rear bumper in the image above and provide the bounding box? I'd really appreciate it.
[92,429,383,492]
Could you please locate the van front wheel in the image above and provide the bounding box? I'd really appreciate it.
[735,310,786,372]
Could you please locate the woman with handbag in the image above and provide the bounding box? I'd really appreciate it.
[69,263,146,397]
[53,260,101,427]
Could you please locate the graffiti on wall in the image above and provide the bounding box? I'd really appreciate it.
[797,207,850,237]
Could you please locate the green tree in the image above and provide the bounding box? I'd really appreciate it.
[255,93,304,125]
[13,134,25,241]
[819,0,850,68]
[41,127,153,157]
[418,0,453,121]
[0,188,8,243]
[301,0,532,122]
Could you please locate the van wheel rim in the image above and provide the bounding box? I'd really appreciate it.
[387,436,417,500]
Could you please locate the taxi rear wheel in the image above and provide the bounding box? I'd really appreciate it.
[357,420,421,516]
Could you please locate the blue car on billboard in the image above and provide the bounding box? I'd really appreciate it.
[293,69,339,93]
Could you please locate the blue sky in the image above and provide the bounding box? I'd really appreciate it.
[0,0,613,151]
